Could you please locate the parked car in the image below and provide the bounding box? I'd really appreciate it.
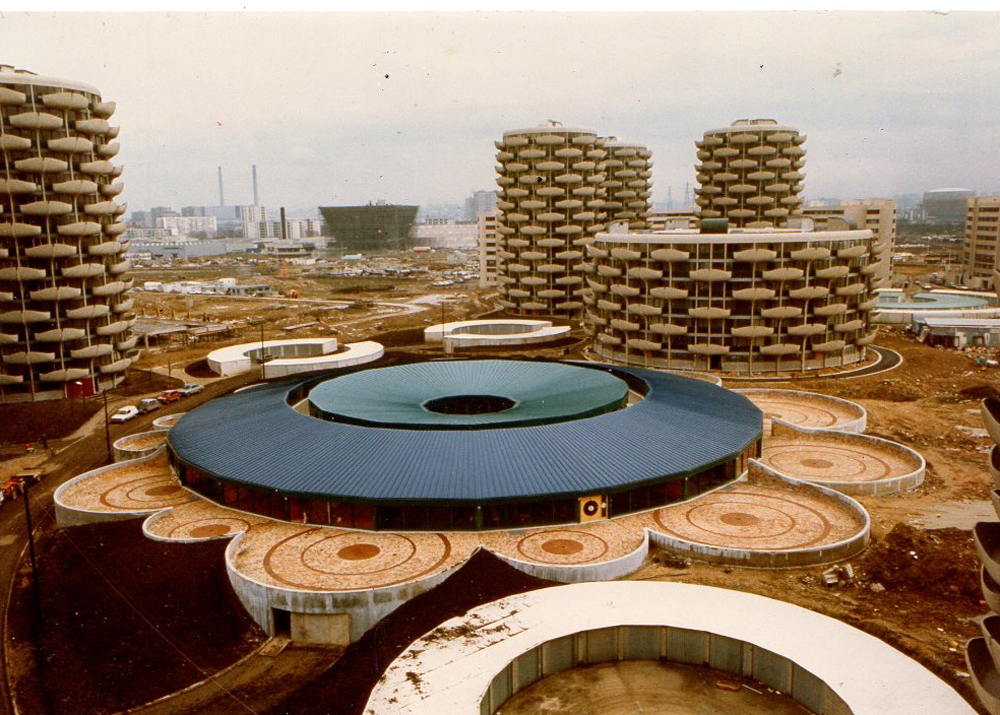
[177,383,204,396]
[157,390,183,405]
[137,397,161,414]
[110,406,139,423]
[3,470,42,500]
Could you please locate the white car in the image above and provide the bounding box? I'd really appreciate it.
[110,406,139,423]
[178,383,204,396]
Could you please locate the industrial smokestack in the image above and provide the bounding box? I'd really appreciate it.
[252,164,259,206]
[218,166,225,206]
[280,207,287,240]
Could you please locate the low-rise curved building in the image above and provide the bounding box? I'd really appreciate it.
[585,223,879,374]
[166,359,762,532]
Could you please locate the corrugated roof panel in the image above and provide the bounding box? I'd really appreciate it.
[168,361,762,503]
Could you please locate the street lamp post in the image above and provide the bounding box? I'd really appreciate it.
[22,481,39,614]
[102,389,112,461]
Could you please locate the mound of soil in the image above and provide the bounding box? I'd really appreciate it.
[265,550,555,715]
[860,523,980,602]
[9,519,264,715]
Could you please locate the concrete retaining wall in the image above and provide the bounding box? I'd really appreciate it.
[769,421,924,496]
[481,625,852,715]
[735,389,867,433]
[491,532,650,583]
[648,461,870,569]
[54,448,168,528]
[112,429,169,463]
[224,532,468,644]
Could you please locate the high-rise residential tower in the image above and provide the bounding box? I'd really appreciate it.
[0,65,134,401]
[962,196,1000,291]
[694,119,806,229]
[601,138,653,231]
[494,121,607,316]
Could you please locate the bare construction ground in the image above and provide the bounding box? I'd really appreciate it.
[498,661,810,715]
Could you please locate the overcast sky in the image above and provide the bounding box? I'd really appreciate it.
[2,11,999,212]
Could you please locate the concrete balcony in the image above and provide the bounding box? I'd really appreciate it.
[815,265,850,279]
[787,323,826,337]
[759,343,800,356]
[732,287,775,300]
[20,199,73,216]
[2,351,55,364]
[57,221,102,237]
[814,303,848,317]
[688,343,729,355]
[688,306,730,319]
[70,344,113,359]
[24,243,77,259]
[0,177,35,192]
[65,304,110,319]
[790,246,831,261]
[38,368,90,383]
[35,327,86,342]
[14,157,68,173]
[62,263,105,278]
[812,339,846,353]
[789,286,829,300]
[29,286,82,301]
[53,179,99,195]
[0,266,45,280]
[9,111,63,130]
[48,136,93,153]
[731,325,773,338]
[760,306,802,319]
[762,267,804,281]
[0,86,27,105]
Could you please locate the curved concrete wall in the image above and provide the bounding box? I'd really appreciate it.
[769,421,924,496]
[54,448,166,527]
[735,388,867,433]
[491,531,650,584]
[648,460,870,569]
[207,338,383,379]
[112,428,169,462]
[366,581,974,714]
[224,531,467,644]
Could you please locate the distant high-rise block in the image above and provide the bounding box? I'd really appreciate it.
[695,119,806,228]
[962,196,1000,291]
[494,121,608,316]
[0,65,134,401]
[319,203,419,253]
[601,138,653,231]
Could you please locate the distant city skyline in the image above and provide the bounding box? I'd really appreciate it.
[3,11,1000,211]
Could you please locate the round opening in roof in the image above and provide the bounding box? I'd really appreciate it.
[423,394,517,416]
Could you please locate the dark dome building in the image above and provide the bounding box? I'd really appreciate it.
[167,359,762,531]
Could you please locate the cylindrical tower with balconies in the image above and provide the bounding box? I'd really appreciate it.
[494,122,607,317]
[601,138,653,231]
[0,65,134,402]
[695,119,806,229]
[584,224,878,375]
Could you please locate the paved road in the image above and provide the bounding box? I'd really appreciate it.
[0,372,257,715]
[719,345,903,384]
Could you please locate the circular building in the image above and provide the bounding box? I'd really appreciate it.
[494,122,607,317]
[695,119,806,229]
[166,359,762,532]
[0,65,134,401]
[585,224,879,374]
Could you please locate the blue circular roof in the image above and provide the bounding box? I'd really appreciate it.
[308,360,629,429]
[168,360,762,504]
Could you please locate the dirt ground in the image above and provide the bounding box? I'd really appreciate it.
[7,519,265,715]
[498,660,811,715]
[0,369,182,446]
